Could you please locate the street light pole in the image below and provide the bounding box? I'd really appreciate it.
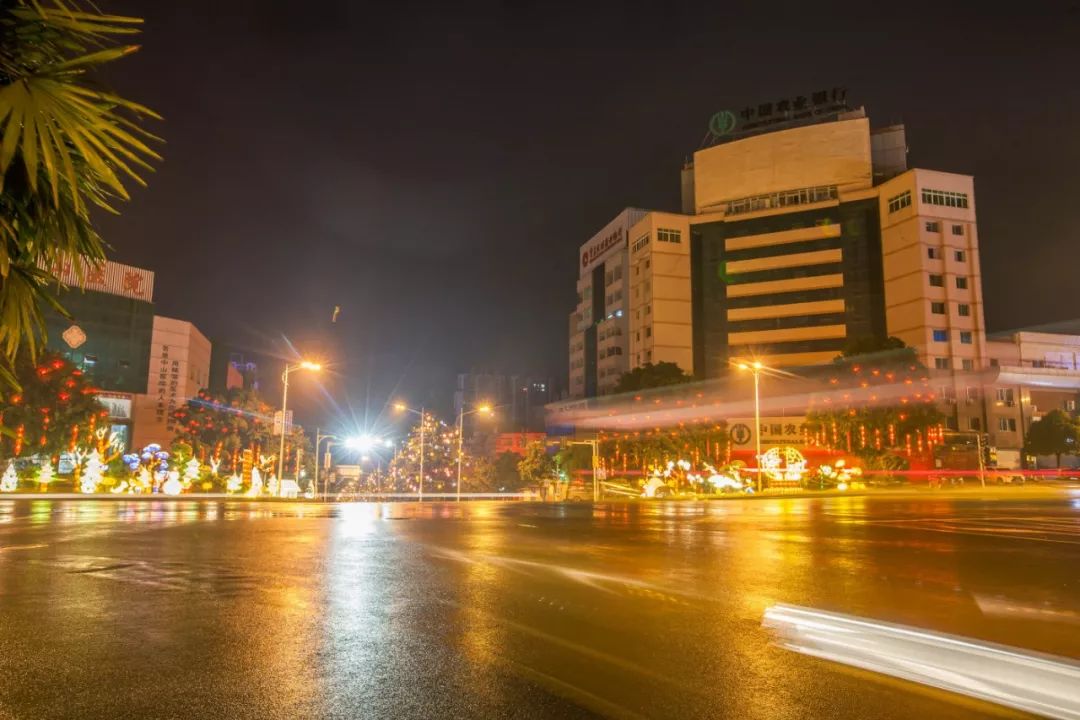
[418,406,425,502]
[314,429,338,501]
[277,365,291,492]
[736,360,765,493]
[276,360,321,496]
[456,402,493,501]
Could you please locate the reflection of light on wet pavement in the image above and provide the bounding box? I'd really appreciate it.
[764,603,1080,719]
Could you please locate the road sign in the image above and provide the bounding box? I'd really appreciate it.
[272,410,293,436]
[62,324,86,349]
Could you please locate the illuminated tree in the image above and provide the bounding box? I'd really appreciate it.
[80,449,104,493]
[387,412,460,493]
[0,2,160,387]
[171,388,311,476]
[0,351,106,458]
[0,461,16,491]
[804,338,945,458]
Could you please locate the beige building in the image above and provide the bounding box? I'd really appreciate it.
[627,211,693,373]
[132,316,212,449]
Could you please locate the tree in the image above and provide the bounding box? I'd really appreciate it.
[517,441,554,485]
[805,338,945,459]
[0,351,106,458]
[386,411,460,493]
[492,451,523,490]
[1025,410,1079,469]
[613,362,692,394]
[0,2,160,386]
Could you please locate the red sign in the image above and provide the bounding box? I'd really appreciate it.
[581,229,624,270]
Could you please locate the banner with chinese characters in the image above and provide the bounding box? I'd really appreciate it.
[43,257,154,302]
[727,417,809,450]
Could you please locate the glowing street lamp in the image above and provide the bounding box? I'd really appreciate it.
[394,402,427,501]
[456,402,493,501]
[277,359,321,494]
[736,360,765,493]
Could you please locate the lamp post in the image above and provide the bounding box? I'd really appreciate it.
[736,361,764,493]
[277,360,321,496]
[394,403,426,501]
[456,402,493,501]
[314,429,337,500]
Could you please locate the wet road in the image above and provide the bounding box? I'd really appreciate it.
[0,495,1077,719]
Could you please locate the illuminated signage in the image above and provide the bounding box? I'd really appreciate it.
[706,87,849,143]
[581,229,625,270]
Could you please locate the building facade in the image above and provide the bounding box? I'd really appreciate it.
[131,316,212,449]
[43,259,156,449]
[568,208,648,398]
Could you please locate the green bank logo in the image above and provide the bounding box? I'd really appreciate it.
[708,110,737,138]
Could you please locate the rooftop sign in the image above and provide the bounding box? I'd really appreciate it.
[705,87,850,145]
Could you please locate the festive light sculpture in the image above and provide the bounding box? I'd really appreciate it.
[80,450,104,493]
[0,461,17,492]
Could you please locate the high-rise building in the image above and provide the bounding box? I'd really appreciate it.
[568,208,648,397]
[131,316,212,449]
[454,372,555,434]
[43,258,155,449]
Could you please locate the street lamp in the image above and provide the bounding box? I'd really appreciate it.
[736,360,765,493]
[314,429,337,500]
[456,402,493,501]
[278,360,321,495]
[394,402,426,501]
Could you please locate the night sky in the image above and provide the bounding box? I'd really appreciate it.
[95,1,1080,428]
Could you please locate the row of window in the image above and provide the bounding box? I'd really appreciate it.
[931,329,974,344]
[657,228,682,244]
[964,417,1018,432]
[604,265,623,286]
[931,301,971,317]
[603,346,623,358]
[632,234,650,253]
[927,247,966,261]
[605,290,622,306]
[726,185,838,216]
[928,273,968,289]
[926,221,965,236]
[923,188,969,208]
[598,324,622,340]
[934,357,975,370]
[887,190,911,213]
[635,326,653,342]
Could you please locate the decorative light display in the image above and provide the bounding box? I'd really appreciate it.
[759,446,808,485]
[226,474,242,493]
[0,461,17,492]
[80,449,104,493]
[37,460,55,489]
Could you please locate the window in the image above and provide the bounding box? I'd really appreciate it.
[931,301,946,314]
[969,417,981,431]
[921,188,969,208]
[726,184,837,216]
[998,417,1017,432]
[645,327,652,338]
[605,270,614,286]
[83,354,97,367]
[960,331,973,344]
[927,247,941,259]
[932,329,948,342]
[951,225,964,236]
[925,221,940,232]
[966,387,979,402]
[929,274,944,287]
[956,276,968,289]
[1067,399,1077,412]
[645,304,651,315]
[644,259,650,269]
[632,233,650,253]
[887,190,912,213]
[657,228,681,244]
[934,358,950,369]
[954,250,966,262]
[962,359,974,371]
[996,388,1014,404]
[958,303,971,317]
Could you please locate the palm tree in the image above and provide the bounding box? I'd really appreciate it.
[0,0,160,386]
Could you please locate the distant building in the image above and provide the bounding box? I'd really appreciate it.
[43,258,155,449]
[454,372,555,435]
[131,317,212,449]
[209,346,261,393]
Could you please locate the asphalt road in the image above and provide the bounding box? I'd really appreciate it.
[0,494,1077,719]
